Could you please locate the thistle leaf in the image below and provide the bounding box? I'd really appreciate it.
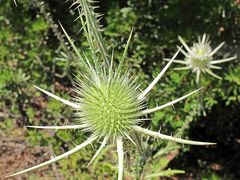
[141,88,201,114]
[6,136,98,178]
[87,136,109,167]
[211,56,237,64]
[118,28,134,72]
[33,85,81,109]
[25,125,87,130]
[133,126,216,145]
[138,47,182,100]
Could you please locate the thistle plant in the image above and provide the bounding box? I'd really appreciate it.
[164,34,237,116]
[164,34,237,84]
[7,1,215,179]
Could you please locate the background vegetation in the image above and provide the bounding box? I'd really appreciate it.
[0,0,239,179]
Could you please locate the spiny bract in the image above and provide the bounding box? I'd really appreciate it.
[164,34,237,84]
[7,1,215,179]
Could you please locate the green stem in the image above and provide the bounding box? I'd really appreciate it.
[132,133,148,180]
[196,73,206,116]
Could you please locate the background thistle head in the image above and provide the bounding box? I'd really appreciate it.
[186,34,212,71]
[165,34,237,84]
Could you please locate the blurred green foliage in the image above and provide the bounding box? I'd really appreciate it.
[0,0,239,179]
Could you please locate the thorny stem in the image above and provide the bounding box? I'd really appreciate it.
[117,136,124,180]
[196,72,206,116]
[132,133,148,180]
[33,0,69,53]
[33,0,77,86]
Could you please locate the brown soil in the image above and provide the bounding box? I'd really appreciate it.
[0,133,52,180]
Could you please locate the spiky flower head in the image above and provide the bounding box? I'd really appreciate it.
[7,1,215,179]
[165,34,237,84]
[187,35,212,70]
[74,69,143,139]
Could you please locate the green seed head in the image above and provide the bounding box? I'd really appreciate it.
[187,39,212,71]
[74,72,143,139]
[177,34,236,81]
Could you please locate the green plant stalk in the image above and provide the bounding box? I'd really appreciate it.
[196,71,206,116]
[131,132,148,180]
